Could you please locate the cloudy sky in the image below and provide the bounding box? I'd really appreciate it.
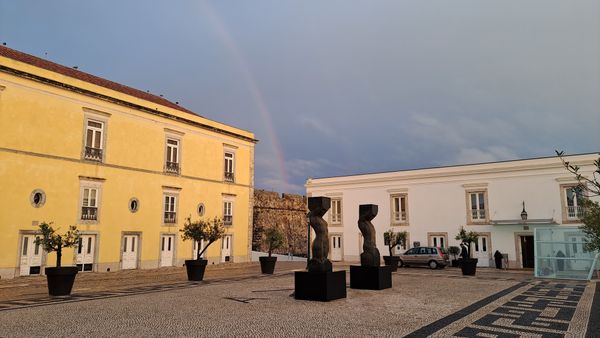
[1,1,599,194]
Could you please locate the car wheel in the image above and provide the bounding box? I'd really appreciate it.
[398,259,404,268]
[428,260,438,269]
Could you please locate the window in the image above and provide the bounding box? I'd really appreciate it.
[129,198,139,213]
[223,201,233,225]
[330,199,342,224]
[224,152,235,182]
[391,194,408,224]
[84,120,104,161]
[30,189,46,208]
[197,203,205,216]
[467,190,488,223]
[165,138,180,174]
[429,233,447,248]
[164,195,177,223]
[81,188,98,221]
[564,186,584,220]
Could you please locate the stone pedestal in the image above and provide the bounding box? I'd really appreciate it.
[294,270,347,301]
[349,265,392,290]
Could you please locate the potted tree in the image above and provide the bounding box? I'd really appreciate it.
[455,226,479,276]
[180,216,225,281]
[35,222,80,296]
[448,246,461,267]
[259,226,285,274]
[383,230,406,271]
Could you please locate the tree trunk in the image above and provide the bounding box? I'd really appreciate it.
[56,242,62,267]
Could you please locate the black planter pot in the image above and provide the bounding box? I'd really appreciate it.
[383,256,400,272]
[45,266,78,296]
[185,259,208,281]
[259,256,277,274]
[451,259,460,268]
[460,258,478,276]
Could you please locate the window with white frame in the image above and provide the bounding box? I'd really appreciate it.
[564,186,585,220]
[165,138,180,174]
[468,191,487,222]
[164,195,177,223]
[81,187,99,221]
[391,194,408,224]
[223,201,233,225]
[330,199,342,224]
[224,152,235,182]
[84,120,104,161]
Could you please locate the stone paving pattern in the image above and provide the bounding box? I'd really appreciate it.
[0,263,597,337]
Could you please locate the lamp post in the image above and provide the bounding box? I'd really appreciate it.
[521,201,528,221]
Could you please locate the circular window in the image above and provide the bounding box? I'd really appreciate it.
[197,203,205,216]
[129,198,139,213]
[30,189,46,208]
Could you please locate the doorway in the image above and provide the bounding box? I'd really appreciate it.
[221,235,232,262]
[76,235,96,272]
[122,235,139,270]
[330,235,343,261]
[520,235,535,268]
[19,234,42,276]
[473,235,491,267]
[160,235,175,267]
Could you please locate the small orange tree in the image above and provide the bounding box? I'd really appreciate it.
[180,216,225,260]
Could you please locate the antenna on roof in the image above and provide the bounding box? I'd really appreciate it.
[72,66,78,70]
[159,94,164,97]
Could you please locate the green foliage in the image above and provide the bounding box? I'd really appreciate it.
[556,150,600,196]
[455,226,479,258]
[384,230,407,256]
[580,199,600,252]
[34,222,80,267]
[448,246,461,259]
[263,226,285,257]
[180,216,225,260]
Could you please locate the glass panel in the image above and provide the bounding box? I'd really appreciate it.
[94,130,101,148]
[168,237,172,251]
[123,238,128,252]
[34,238,40,255]
[167,139,178,145]
[90,189,97,206]
[566,188,575,207]
[88,121,102,128]
[482,237,487,252]
[172,147,178,163]
[87,237,92,254]
[475,240,479,252]
[440,237,445,248]
[470,194,477,210]
[83,188,90,206]
[78,237,83,254]
[22,237,28,255]
[86,129,93,147]
[167,147,172,162]
[131,237,135,252]
[433,237,437,247]
[400,197,406,220]
[478,193,485,210]
[162,237,165,251]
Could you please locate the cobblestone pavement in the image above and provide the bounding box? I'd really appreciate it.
[0,264,596,337]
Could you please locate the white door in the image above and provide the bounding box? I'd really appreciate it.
[430,235,446,248]
[76,235,96,272]
[221,235,232,262]
[122,235,138,270]
[330,235,343,261]
[160,235,175,267]
[473,235,490,267]
[568,235,590,270]
[19,235,42,276]
[193,240,205,260]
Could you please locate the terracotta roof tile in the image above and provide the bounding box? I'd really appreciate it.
[0,45,197,116]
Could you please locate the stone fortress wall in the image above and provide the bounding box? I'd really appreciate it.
[253,190,308,257]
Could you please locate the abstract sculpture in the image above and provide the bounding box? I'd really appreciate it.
[358,204,380,267]
[307,196,332,273]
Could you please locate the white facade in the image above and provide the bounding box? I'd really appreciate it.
[305,153,599,269]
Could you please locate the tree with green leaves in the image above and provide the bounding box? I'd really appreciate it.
[455,226,479,259]
[556,150,600,252]
[264,226,285,257]
[180,216,225,260]
[384,230,407,256]
[34,222,80,267]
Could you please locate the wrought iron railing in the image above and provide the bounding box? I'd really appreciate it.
[567,206,584,219]
[471,209,486,220]
[84,147,103,161]
[164,212,177,224]
[165,162,180,175]
[81,207,98,220]
[392,211,407,222]
[224,172,235,182]
[223,215,232,226]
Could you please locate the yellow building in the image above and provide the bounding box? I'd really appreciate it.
[0,46,256,279]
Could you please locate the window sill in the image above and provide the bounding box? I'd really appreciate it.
[391,222,409,227]
[466,221,489,225]
[79,219,99,225]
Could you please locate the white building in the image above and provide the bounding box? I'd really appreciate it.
[305,153,599,269]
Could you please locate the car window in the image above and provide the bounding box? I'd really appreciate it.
[419,247,427,254]
[430,248,438,255]
[405,248,416,255]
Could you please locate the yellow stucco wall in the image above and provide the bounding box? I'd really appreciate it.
[0,55,255,278]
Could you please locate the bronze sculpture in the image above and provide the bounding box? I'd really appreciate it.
[307,197,332,272]
[358,204,380,267]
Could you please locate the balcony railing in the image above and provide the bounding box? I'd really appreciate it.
[224,171,235,182]
[81,207,98,221]
[392,211,407,223]
[164,212,177,224]
[567,206,585,219]
[471,209,486,220]
[84,147,103,162]
[223,215,232,226]
[165,162,180,175]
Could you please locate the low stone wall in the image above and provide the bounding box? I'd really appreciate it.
[252,190,308,257]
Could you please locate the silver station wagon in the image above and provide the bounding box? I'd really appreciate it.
[398,247,449,269]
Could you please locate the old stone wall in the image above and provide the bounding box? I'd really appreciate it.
[253,190,308,256]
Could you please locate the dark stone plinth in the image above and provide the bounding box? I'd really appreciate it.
[350,265,392,290]
[294,270,346,301]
